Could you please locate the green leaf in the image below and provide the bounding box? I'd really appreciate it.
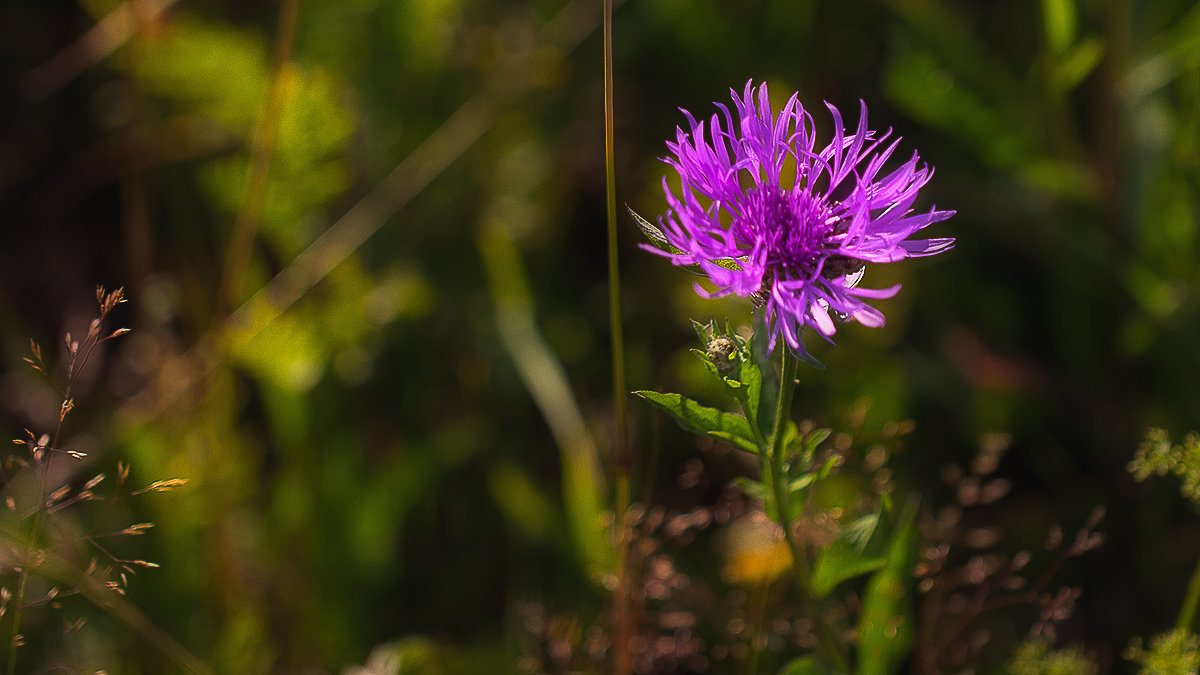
[778,656,823,675]
[788,474,817,493]
[634,391,759,454]
[855,501,919,675]
[811,512,886,597]
[842,512,882,550]
[627,205,745,273]
[736,345,763,430]
[1050,37,1104,92]
[627,205,685,254]
[815,455,840,481]
[732,477,771,502]
[812,549,887,599]
[801,428,832,463]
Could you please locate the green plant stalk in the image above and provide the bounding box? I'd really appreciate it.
[1176,552,1200,632]
[767,346,850,672]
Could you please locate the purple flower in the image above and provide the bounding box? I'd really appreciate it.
[642,81,954,356]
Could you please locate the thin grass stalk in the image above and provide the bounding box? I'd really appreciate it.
[216,0,301,313]
[603,0,634,673]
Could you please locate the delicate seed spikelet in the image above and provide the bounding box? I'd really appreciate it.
[131,478,189,495]
[47,485,71,503]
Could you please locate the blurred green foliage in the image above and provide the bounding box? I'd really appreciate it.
[1124,628,1200,675]
[0,0,1198,672]
[1007,637,1098,675]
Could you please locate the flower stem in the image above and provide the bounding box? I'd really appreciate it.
[1176,552,1200,632]
[766,347,850,672]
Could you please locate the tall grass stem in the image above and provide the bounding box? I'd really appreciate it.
[216,0,301,313]
[603,0,633,672]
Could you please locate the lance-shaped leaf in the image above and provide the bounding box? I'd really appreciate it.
[627,204,682,253]
[627,206,746,273]
[856,501,919,675]
[811,512,887,598]
[635,391,759,454]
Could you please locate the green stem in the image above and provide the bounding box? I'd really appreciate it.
[737,396,767,451]
[766,347,850,673]
[1176,551,1200,632]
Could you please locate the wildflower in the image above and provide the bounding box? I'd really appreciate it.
[644,81,954,355]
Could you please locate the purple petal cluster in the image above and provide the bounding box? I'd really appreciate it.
[649,81,954,355]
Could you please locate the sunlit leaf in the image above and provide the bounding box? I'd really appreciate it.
[635,391,759,454]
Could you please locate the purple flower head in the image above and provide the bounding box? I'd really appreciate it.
[642,81,954,357]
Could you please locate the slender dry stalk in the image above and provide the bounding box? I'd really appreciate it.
[602,0,635,673]
[216,0,302,313]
